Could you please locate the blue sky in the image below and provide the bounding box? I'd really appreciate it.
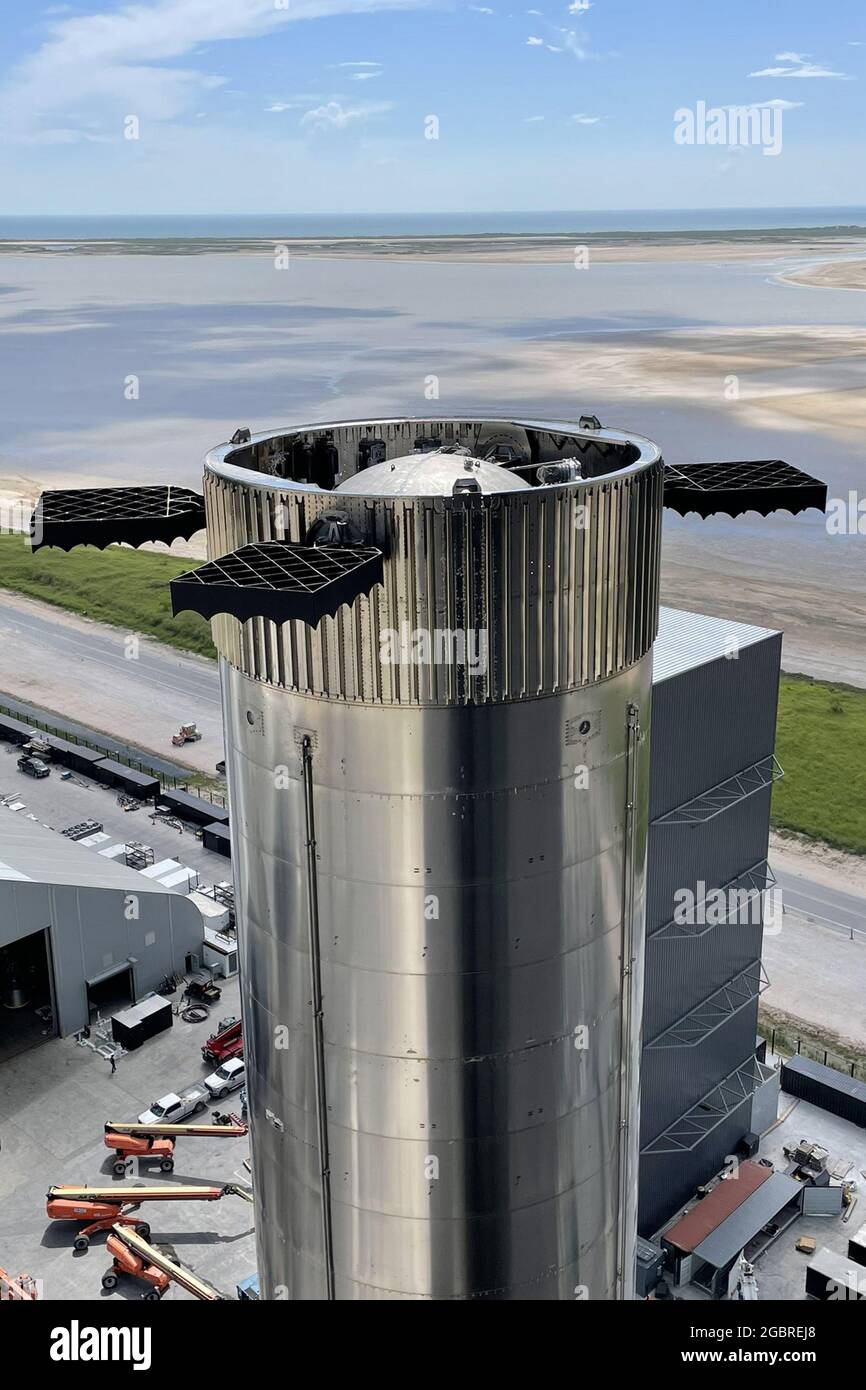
[0,0,863,213]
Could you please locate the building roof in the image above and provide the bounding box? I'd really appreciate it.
[662,1161,772,1254]
[653,607,778,685]
[0,807,185,895]
[692,1172,802,1270]
[783,1053,866,1105]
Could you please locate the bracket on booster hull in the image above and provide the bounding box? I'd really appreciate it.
[169,541,384,626]
[662,460,827,519]
[30,486,206,552]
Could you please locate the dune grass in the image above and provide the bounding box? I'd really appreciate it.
[1,537,864,852]
[772,673,866,854]
[0,535,215,658]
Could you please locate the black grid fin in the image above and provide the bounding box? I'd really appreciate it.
[170,541,384,626]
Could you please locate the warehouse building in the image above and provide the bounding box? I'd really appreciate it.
[0,811,204,1057]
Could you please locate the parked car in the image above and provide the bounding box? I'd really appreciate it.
[138,1084,208,1126]
[203,1057,245,1100]
[18,755,50,779]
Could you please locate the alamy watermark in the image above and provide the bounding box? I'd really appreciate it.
[2,497,39,543]
[380,624,489,676]
[826,491,866,535]
[673,880,783,934]
[674,101,785,157]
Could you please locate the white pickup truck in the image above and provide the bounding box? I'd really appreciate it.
[138,1085,208,1126]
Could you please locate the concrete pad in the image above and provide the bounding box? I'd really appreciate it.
[0,974,255,1301]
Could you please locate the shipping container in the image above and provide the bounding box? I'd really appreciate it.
[0,712,40,746]
[202,821,231,858]
[92,757,159,800]
[111,994,173,1050]
[42,734,106,776]
[805,1247,866,1300]
[157,788,229,826]
[781,1054,866,1129]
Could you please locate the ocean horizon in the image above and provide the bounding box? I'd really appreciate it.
[2,207,866,241]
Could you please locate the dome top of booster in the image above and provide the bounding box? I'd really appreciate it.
[334,449,532,498]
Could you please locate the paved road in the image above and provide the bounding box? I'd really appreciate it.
[0,590,222,774]
[774,867,866,941]
[0,596,220,708]
[1,587,865,942]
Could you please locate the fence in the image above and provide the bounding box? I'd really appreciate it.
[761,1024,866,1085]
[0,695,226,807]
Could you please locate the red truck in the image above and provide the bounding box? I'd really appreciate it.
[201,1016,243,1066]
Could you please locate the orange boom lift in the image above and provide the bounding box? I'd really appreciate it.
[102,1224,230,1301]
[104,1118,247,1175]
[0,1267,40,1300]
[45,1181,253,1251]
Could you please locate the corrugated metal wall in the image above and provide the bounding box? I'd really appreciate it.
[644,920,764,1038]
[640,1006,762,1144]
[0,879,203,1036]
[638,1098,754,1237]
[639,631,781,1239]
[649,637,782,819]
[646,789,772,934]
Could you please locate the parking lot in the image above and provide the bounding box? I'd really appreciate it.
[0,971,256,1302]
[750,1097,866,1301]
[0,742,231,894]
[0,743,251,1300]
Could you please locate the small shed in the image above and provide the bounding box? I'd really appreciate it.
[663,1162,802,1296]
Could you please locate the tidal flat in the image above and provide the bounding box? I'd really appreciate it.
[0,236,863,682]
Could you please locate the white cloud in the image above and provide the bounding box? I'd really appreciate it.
[558,27,589,59]
[1,0,423,140]
[526,24,587,58]
[468,5,494,11]
[268,96,328,112]
[300,99,393,131]
[571,112,600,123]
[352,70,382,79]
[330,60,383,67]
[568,0,592,10]
[750,51,852,79]
[524,114,545,121]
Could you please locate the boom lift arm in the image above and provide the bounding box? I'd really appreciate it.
[0,1267,40,1300]
[104,1119,247,1173]
[46,1181,253,1250]
[103,1224,231,1301]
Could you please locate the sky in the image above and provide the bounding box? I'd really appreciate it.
[0,0,863,214]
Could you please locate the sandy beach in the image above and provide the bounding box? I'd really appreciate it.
[3,231,866,266]
[783,258,866,291]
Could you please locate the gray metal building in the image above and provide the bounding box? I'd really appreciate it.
[0,812,204,1042]
[640,607,782,1238]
